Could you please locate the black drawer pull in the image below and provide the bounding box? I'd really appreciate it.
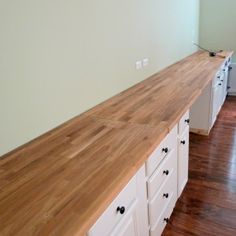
[163,170,169,176]
[164,218,169,223]
[117,206,125,215]
[185,119,190,124]
[163,193,169,198]
[162,147,169,153]
[181,140,186,145]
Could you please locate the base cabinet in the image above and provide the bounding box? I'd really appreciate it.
[109,202,139,236]
[87,166,149,236]
[190,57,231,135]
[88,113,190,236]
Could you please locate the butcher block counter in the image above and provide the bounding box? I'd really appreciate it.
[0,50,233,236]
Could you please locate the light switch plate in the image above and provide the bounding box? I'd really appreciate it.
[142,58,149,67]
[136,61,142,70]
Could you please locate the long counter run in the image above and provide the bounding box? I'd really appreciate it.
[0,50,233,236]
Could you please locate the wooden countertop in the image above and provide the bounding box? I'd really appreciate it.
[0,50,233,236]
[87,51,233,129]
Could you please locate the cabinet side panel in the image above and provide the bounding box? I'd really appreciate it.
[190,83,212,132]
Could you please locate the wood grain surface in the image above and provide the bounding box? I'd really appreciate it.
[87,51,233,129]
[0,116,167,236]
[0,50,233,236]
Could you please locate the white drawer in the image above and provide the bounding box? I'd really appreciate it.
[147,148,177,200]
[212,71,222,88]
[150,193,176,236]
[148,166,177,227]
[178,110,189,135]
[146,125,177,177]
[89,175,137,236]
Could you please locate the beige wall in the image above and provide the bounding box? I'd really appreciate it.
[200,0,236,61]
[0,0,199,156]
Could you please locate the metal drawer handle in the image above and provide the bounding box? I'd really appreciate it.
[164,218,169,223]
[185,119,190,124]
[163,170,169,176]
[163,193,169,198]
[162,147,169,153]
[181,140,186,145]
[117,206,125,215]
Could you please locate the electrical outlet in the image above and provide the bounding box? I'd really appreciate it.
[142,58,149,67]
[136,61,142,70]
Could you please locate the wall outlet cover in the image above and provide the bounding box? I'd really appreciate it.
[136,61,142,70]
[142,58,149,67]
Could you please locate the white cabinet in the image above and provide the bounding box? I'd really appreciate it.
[150,193,176,236]
[88,116,190,236]
[108,201,139,236]
[87,165,149,236]
[146,125,178,236]
[146,125,177,177]
[221,66,229,104]
[190,56,232,135]
[177,125,189,197]
[212,73,223,126]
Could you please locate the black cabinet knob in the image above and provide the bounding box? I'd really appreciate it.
[229,66,232,71]
[117,206,125,215]
[162,147,169,153]
[218,83,222,86]
[164,218,169,223]
[163,193,169,198]
[163,170,169,175]
[217,76,220,78]
[181,140,186,145]
[185,119,190,124]
[221,80,224,82]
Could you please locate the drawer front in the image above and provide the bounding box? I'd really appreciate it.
[212,71,222,88]
[150,193,176,236]
[147,148,177,200]
[146,125,177,177]
[178,110,190,135]
[89,175,137,236]
[148,166,177,227]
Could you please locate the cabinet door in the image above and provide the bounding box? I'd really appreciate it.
[88,166,149,236]
[111,201,139,236]
[178,128,189,197]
